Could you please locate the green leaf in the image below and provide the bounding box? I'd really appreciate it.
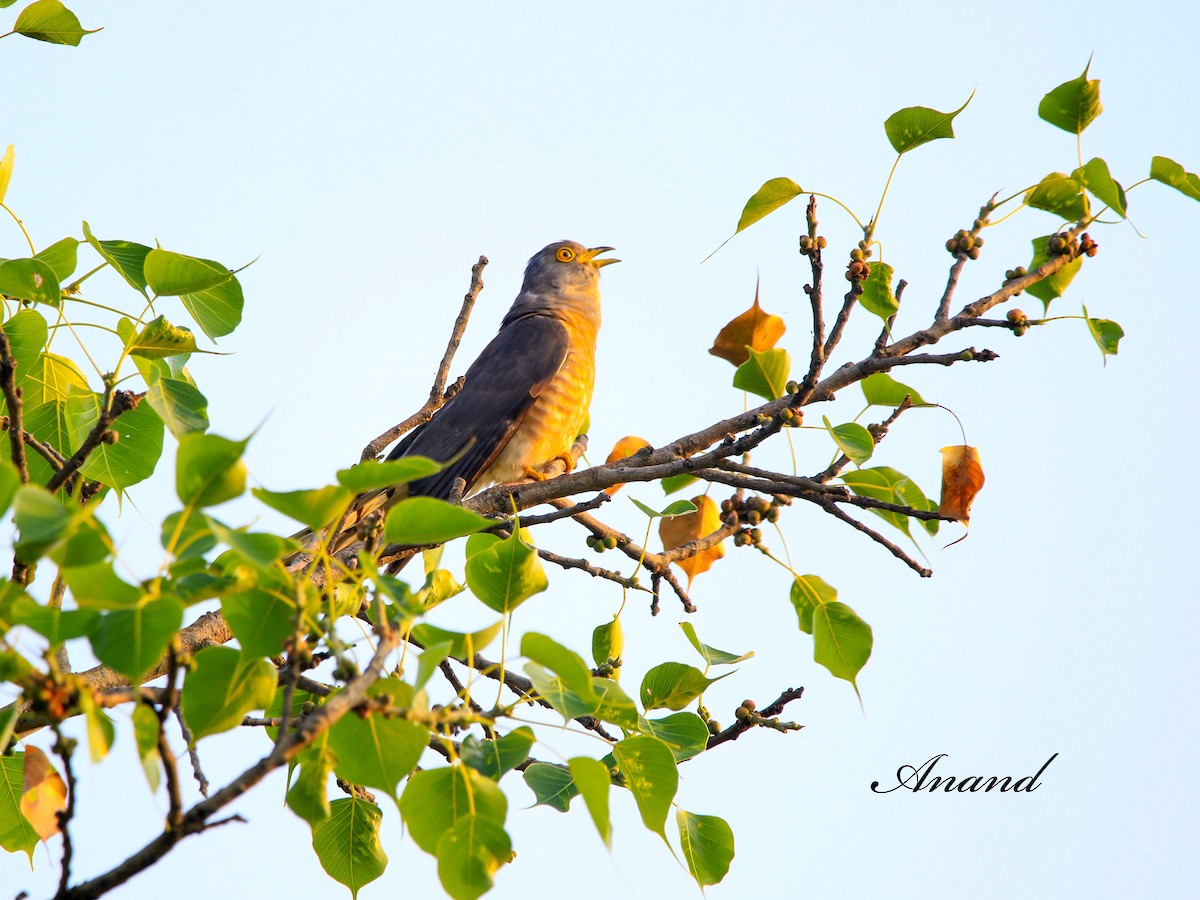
[1024,173,1087,221]
[592,677,640,731]
[1026,235,1083,308]
[22,351,85,406]
[592,616,624,667]
[132,703,162,793]
[1038,62,1103,134]
[161,509,217,560]
[660,473,698,495]
[400,765,508,855]
[639,712,711,762]
[613,735,677,840]
[252,485,353,531]
[883,92,973,154]
[460,727,535,781]
[87,596,184,680]
[181,646,277,741]
[33,237,79,282]
[0,463,18,519]
[412,620,503,659]
[0,144,11,203]
[0,753,38,860]
[521,632,598,701]
[77,689,114,762]
[416,568,465,609]
[176,432,248,507]
[861,372,927,407]
[859,261,897,320]
[144,372,209,439]
[639,662,727,712]
[337,456,445,491]
[813,601,873,691]
[732,346,790,401]
[678,809,735,887]
[630,497,697,519]
[1083,304,1124,362]
[6,593,98,644]
[823,416,875,466]
[735,177,804,234]
[1149,155,1200,203]
[12,0,100,45]
[13,485,73,562]
[1075,158,1126,218]
[522,762,578,812]
[678,621,753,666]
[436,814,513,900]
[2,309,48,385]
[144,249,232,296]
[66,389,165,491]
[789,574,837,635]
[180,275,244,340]
[287,744,335,827]
[222,588,295,658]
[385,496,494,545]
[840,465,939,538]
[523,663,600,720]
[81,222,151,297]
[328,679,426,799]
[61,560,140,609]
[569,757,612,847]
[0,258,60,306]
[312,797,388,899]
[126,315,201,359]
[464,528,548,614]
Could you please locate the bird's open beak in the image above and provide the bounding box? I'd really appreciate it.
[583,246,620,267]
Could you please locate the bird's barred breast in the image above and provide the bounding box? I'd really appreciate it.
[482,315,597,485]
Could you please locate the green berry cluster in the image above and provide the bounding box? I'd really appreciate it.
[798,234,828,256]
[946,228,985,259]
[1006,307,1030,336]
[734,698,757,721]
[593,657,622,678]
[1004,265,1028,295]
[1047,231,1097,260]
[721,494,787,549]
[586,533,619,553]
[845,241,874,281]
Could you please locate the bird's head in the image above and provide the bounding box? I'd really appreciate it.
[520,240,619,297]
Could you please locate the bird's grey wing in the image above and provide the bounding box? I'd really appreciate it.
[386,313,570,498]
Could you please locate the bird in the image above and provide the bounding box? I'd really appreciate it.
[306,240,617,558]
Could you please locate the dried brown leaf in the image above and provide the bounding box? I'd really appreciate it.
[21,746,67,842]
[603,435,652,495]
[659,495,726,587]
[708,280,787,366]
[939,445,985,524]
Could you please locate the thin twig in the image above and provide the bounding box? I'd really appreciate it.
[0,329,29,483]
[359,255,488,461]
[52,728,78,900]
[173,709,208,798]
[46,390,140,493]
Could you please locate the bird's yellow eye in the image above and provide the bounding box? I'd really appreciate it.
[555,246,575,263]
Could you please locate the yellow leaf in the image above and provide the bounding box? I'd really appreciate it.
[0,144,13,204]
[708,279,786,367]
[659,495,726,587]
[939,445,985,524]
[603,435,651,496]
[20,746,67,842]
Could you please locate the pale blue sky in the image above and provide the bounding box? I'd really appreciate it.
[3,2,1198,898]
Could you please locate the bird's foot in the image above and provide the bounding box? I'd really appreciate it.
[521,465,549,481]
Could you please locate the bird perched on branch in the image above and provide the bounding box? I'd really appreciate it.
[307,240,618,558]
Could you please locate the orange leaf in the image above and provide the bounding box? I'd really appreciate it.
[21,746,67,842]
[708,279,787,366]
[603,435,651,495]
[939,445,985,524]
[659,495,726,587]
